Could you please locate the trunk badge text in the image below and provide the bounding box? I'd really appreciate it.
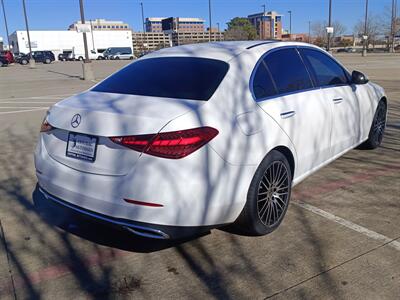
[71,114,82,128]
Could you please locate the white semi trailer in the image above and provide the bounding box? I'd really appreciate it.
[9,30,133,61]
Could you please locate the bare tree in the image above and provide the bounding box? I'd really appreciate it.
[311,20,346,47]
[380,4,400,49]
[353,15,381,49]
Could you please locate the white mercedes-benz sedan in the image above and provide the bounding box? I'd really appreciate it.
[35,41,387,239]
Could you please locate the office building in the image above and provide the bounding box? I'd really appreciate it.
[132,31,224,52]
[248,11,282,39]
[145,17,205,33]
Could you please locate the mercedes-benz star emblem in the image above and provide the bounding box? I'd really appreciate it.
[71,114,81,128]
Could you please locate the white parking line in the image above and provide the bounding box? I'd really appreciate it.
[293,201,400,251]
[0,108,47,115]
[0,106,49,109]
[0,93,71,101]
[0,102,55,104]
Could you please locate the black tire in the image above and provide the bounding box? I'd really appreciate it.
[358,100,387,149]
[129,56,134,60]
[21,59,28,65]
[115,56,120,60]
[78,56,84,61]
[0,61,3,67]
[44,58,51,64]
[235,150,292,236]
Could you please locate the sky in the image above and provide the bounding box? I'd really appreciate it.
[0,0,396,44]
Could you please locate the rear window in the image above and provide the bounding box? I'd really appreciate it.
[92,57,229,100]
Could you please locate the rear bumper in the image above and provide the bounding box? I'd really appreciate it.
[35,133,252,227]
[38,185,215,239]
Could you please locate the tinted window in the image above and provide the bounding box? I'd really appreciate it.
[252,62,277,99]
[264,48,313,94]
[299,48,349,87]
[92,57,229,101]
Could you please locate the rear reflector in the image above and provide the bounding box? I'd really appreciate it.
[124,198,163,207]
[110,126,218,159]
[40,119,54,133]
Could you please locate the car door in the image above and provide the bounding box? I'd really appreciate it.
[299,48,361,156]
[254,47,332,178]
[34,51,43,62]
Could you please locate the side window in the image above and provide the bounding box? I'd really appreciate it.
[264,48,313,94]
[299,48,349,87]
[252,62,277,100]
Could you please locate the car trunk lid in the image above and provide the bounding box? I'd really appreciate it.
[43,91,202,175]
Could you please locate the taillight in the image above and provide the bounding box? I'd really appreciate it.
[40,119,54,133]
[110,126,219,159]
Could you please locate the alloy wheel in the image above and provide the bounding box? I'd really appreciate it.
[373,102,386,144]
[257,161,290,227]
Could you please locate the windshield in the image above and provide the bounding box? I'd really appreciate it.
[92,57,229,101]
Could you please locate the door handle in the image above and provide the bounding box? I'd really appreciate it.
[332,97,343,104]
[280,111,296,119]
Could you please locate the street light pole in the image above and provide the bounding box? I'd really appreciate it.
[208,0,212,42]
[262,4,266,39]
[22,0,34,67]
[90,19,95,51]
[1,0,10,50]
[390,0,396,52]
[140,2,146,51]
[79,0,90,62]
[288,10,292,36]
[216,22,220,41]
[327,0,332,52]
[362,0,368,57]
[79,0,94,80]
[308,21,311,43]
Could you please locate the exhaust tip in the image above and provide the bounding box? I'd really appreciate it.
[123,225,170,239]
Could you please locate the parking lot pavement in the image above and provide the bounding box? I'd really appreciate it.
[0,55,399,299]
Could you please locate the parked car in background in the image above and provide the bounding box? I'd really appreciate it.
[58,51,73,61]
[73,50,103,61]
[35,41,387,239]
[0,55,9,67]
[18,51,55,65]
[103,47,134,60]
[337,47,357,53]
[13,52,26,61]
[109,49,135,60]
[0,50,14,63]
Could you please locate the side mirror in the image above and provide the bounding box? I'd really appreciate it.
[352,70,369,84]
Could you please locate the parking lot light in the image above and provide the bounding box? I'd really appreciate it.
[78,0,94,80]
[22,0,35,68]
[1,0,11,49]
[362,0,369,57]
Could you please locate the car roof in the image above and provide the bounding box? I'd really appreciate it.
[142,41,320,62]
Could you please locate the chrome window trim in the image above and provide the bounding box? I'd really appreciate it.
[249,45,353,103]
[297,46,352,88]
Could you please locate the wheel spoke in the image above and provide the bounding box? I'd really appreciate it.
[258,200,269,218]
[275,172,288,188]
[260,202,271,223]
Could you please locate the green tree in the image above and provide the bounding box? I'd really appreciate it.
[225,17,257,41]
